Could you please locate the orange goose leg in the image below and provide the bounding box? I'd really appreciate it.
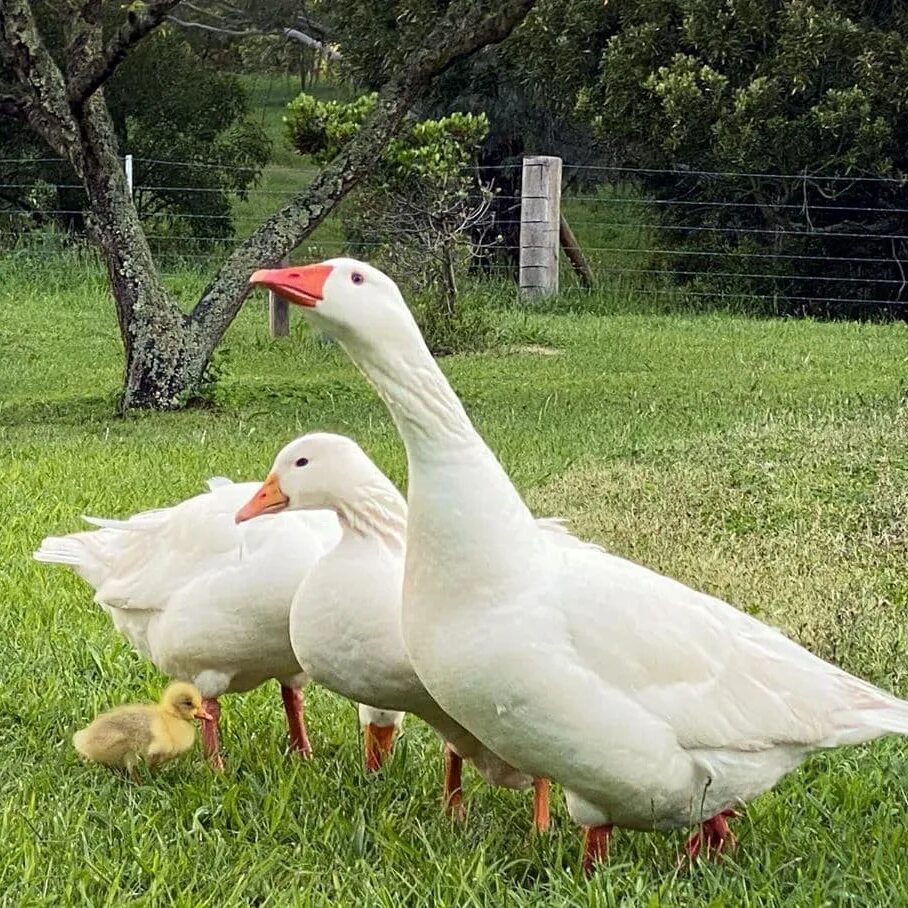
[280,685,312,758]
[685,809,740,861]
[532,777,551,833]
[582,824,613,875]
[443,744,465,819]
[363,722,397,771]
[199,697,224,771]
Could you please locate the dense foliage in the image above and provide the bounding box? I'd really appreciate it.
[580,0,908,314]
[304,0,908,314]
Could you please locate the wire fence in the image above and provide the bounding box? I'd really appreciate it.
[2,156,907,314]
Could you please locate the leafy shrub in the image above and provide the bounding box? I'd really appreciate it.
[287,93,505,348]
[580,1,908,316]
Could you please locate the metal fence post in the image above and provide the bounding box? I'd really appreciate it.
[124,154,134,197]
[269,256,290,338]
[519,155,562,298]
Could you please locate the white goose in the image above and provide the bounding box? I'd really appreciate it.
[35,477,402,770]
[235,432,549,827]
[250,258,908,869]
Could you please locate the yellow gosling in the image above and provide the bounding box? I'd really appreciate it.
[73,682,210,777]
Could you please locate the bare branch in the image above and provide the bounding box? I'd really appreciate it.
[168,15,261,37]
[167,6,342,58]
[167,4,341,58]
[283,28,341,59]
[68,0,184,104]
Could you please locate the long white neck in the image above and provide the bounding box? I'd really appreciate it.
[337,317,535,530]
[331,475,408,550]
[341,331,478,459]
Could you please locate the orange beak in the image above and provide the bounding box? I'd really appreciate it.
[249,263,333,308]
[194,706,214,721]
[235,473,290,524]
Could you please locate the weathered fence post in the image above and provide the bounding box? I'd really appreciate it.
[519,155,562,298]
[269,256,290,338]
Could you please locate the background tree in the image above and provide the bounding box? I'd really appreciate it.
[580,0,908,314]
[311,0,617,271]
[1,26,270,243]
[287,91,496,343]
[0,0,537,411]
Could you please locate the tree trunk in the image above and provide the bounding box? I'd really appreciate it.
[441,244,458,315]
[77,93,207,411]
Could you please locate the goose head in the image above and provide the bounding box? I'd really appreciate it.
[249,258,416,347]
[235,432,388,524]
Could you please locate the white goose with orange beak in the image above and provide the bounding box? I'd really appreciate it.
[249,258,908,871]
[236,432,549,827]
[36,476,402,771]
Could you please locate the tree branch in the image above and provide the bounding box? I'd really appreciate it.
[402,0,538,85]
[283,28,341,59]
[190,0,538,342]
[68,0,185,104]
[167,8,342,59]
[168,15,261,37]
[0,0,80,159]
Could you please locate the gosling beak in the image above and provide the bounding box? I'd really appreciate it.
[235,473,289,524]
[194,706,214,721]
[249,262,333,308]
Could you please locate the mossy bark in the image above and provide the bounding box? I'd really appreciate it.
[77,94,208,411]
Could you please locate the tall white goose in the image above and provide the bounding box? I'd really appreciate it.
[235,432,549,827]
[35,477,401,770]
[250,258,908,869]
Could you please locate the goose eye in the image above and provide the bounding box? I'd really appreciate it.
[351,272,364,285]
[295,457,309,468]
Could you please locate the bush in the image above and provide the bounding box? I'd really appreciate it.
[580,1,908,316]
[286,93,508,348]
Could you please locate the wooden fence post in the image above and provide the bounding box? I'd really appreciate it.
[269,256,290,338]
[519,155,562,298]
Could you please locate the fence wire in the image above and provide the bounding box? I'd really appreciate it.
[2,156,907,312]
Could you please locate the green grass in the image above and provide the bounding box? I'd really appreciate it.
[4,253,908,905]
[228,74,349,253]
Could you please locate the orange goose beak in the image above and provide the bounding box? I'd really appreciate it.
[235,474,289,524]
[249,263,333,308]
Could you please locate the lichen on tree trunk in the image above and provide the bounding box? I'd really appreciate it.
[119,320,209,411]
[77,94,203,410]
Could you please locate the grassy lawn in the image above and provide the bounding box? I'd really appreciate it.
[228,74,348,254]
[3,253,908,905]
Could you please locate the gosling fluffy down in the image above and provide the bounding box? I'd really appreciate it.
[73,682,209,774]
